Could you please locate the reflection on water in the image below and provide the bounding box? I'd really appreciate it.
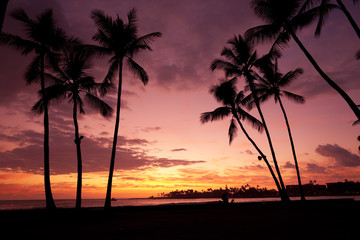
[0,196,359,210]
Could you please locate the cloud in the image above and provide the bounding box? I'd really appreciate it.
[283,161,295,169]
[316,144,360,167]
[242,150,255,155]
[0,128,205,174]
[305,163,327,173]
[171,148,187,152]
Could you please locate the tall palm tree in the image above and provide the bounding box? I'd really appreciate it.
[91,9,161,208]
[252,59,306,201]
[35,39,113,208]
[0,9,66,209]
[200,78,283,194]
[211,34,290,202]
[246,0,360,122]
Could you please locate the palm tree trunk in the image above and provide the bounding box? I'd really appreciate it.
[73,98,82,209]
[277,96,305,201]
[245,73,290,202]
[105,60,123,209]
[337,0,360,39]
[290,30,360,121]
[232,109,282,194]
[40,53,56,209]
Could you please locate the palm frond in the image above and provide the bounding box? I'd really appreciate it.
[282,90,305,104]
[313,1,338,36]
[126,8,138,34]
[200,107,231,124]
[210,59,242,77]
[91,10,114,37]
[10,8,31,24]
[237,107,264,132]
[209,78,238,105]
[25,55,41,85]
[31,98,45,115]
[104,60,119,85]
[0,33,37,55]
[134,32,162,47]
[127,57,149,85]
[85,93,113,118]
[228,118,238,144]
[245,24,282,46]
[279,68,304,87]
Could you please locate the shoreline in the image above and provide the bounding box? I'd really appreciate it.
[1,199,359,239]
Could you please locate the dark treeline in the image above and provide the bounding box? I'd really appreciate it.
[153,180,360,199]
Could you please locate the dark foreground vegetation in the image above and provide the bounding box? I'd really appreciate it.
[152,180,360,199]
[0,199,359,240]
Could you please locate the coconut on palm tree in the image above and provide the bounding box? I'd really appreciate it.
[201,77,284,194]
[35,39,113,208]
[251,59,306,201]
[90,8,161,208]
[210,34,290,202]
[246,0,360,122]
[0,8,66,209]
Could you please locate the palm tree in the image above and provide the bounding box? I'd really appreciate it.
[246,0,360,122]
[200,78,283,194]
[210,34,290,202]
[90,9,161,208]
[0,9,66,209]
[0,0,8,32]
[252,59,306,201]
[35,39,113,208]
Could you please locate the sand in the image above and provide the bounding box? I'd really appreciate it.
[0,199,359,240]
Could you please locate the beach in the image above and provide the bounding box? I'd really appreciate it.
[1,199,359,240]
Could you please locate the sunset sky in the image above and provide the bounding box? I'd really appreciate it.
[0,0,359,200]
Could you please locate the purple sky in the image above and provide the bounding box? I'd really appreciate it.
[0,0,359,199]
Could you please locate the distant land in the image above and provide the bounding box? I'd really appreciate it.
[150,180,360,199]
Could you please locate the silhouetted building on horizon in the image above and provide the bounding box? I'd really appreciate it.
[326,180,360,195]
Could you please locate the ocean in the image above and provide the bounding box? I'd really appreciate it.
[0,196,359,210]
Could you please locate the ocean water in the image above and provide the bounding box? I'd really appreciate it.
[0,196,359,210]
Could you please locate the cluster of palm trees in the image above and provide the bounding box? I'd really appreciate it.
[0,8,161,209]
[0,0,359,208]
[202,0,360,202]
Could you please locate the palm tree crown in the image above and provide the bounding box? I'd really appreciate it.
[91,9,161,91]
[253,59,305,105]
[201,77,263,144]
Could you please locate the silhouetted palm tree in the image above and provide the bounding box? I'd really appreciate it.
[252,59,306,201]
[0,9,66,209]
[200,78,283,193]
[211,34,290,202]
[0,0,8,32]
[91,9,161,208]
[35,39,113,208]
[246,0,360,122]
